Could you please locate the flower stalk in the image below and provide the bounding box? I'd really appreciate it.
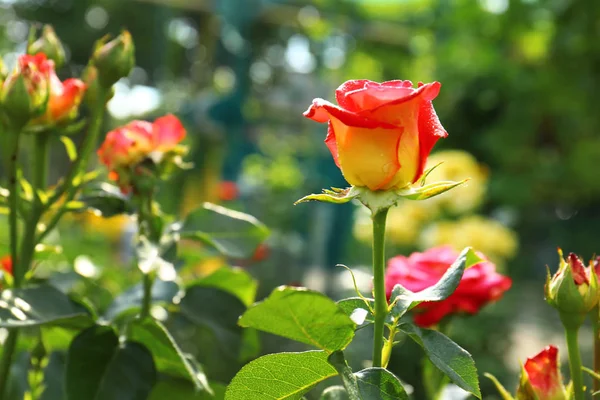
[564,324,584,400]
[593,305,600,393]
[38,85,109,243]
[371,207,389,368]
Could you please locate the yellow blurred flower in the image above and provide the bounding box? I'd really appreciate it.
[82,212,133,242]
[354,200,433,246]
[424,150,488,215]
[420,215,518,265]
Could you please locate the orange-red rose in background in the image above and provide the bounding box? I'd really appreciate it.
[385,246,512,327]
[98,114,186,180]
[304,80,448,191]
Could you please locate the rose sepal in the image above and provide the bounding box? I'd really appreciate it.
[294,186,361,206]
[294,179,467,211]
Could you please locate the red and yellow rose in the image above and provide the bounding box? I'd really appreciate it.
[304,80,447,191]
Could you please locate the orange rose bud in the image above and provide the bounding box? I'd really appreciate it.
[92,31,135,87]
[97,114,186,187]
[304,80,448,191]
[28,25,66,68]
[0,53,50,125]
[518,346,566,400]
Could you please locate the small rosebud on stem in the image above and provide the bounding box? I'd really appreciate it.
[545,250,599,400]
[27,25,66,68]
[91,31,135,88]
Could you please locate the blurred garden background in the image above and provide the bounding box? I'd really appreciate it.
[2,0,600,398]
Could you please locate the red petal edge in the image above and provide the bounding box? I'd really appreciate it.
[304,98,398,129]
[325,121,341,168]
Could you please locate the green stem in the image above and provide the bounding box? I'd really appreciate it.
[565,326,584,400]
[37,87,108,243]
[593,306,600,393]
[8,135,21,286]
[140,273,153,319]
[17,134,50,284]
[381,322,397,368]
[371,207,389,368]
[137,192,159,320]
[0,329,19,397]
[1,132,22,399]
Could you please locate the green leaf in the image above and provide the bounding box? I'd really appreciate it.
[0,285,93,328]
[78,183,132,217]
[336,297,374,327]
[399,322,480,398]
[327,352,360,400]
[179,286,246,357]
[104,279,179,321]
[65,325,156,400]
[225,351,337,400]
[320,386,349,400]
[354,368,409,400]
[191,266,257,307]
[239,286,355,352]
[390,247,482,320]
[60,136,77,161]
[180,202,269,258]
[294,187,359,205]
[327,352,408,400]
[128,318,211,393]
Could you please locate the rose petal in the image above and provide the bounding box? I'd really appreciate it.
[345,81,415,112]
[153,114,186,150]
[304,98,397,129]
[329,115,403,190]
[412,98,448,181]
[335,79,372,112]
[325,121,340,168]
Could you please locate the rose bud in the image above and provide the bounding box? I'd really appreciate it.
[28,25,66,68]
[385,246,512,327]
[545,250,599,327]
[304,80,448,191]
[517,345,566,400]
[1,54,50,126]
[92,30,135,87]
[97,114,186,191]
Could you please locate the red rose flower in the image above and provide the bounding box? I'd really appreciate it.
[304,80,447,191]
[519,345,566,400]
[385,246,512,327]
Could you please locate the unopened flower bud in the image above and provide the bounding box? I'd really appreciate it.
[545,249,599,328]
[28,25,66,68]
[91,31,135,87]
[516,345,566,400]
[0,54,50,126]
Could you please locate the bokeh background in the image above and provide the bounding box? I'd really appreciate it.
[2,0,600,397]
